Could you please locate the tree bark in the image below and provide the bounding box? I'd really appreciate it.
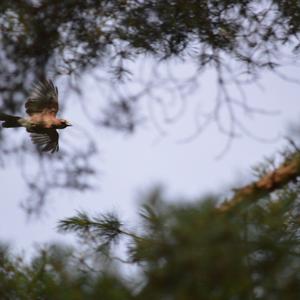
[219,152,300,212]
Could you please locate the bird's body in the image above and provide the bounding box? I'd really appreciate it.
[20,115,69,129]
[0,80,71,153]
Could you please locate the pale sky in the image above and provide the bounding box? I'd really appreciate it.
[0,59,299,257]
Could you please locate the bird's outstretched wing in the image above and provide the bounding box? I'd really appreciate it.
[29,129,59,153]
[25,80,59,117]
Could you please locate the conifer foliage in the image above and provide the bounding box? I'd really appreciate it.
[1,1,300,212]
[1,150,300,299]
[1,1,300,298]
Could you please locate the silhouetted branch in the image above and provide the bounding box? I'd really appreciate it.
[1,0,300,213]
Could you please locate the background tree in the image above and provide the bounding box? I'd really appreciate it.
[1,1,300,298]
[57,147,300,299]
[1,147,300,299]
[1,0,300,212]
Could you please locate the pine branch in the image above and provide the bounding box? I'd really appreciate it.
[58,211,123,246]
[219,151,300,212]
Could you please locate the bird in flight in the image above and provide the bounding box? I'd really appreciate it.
[0,80,71,153]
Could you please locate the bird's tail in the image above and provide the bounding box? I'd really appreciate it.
[0,113,22,128]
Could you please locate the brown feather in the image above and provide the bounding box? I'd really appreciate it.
[29,129,59,153]
[25,80,59,117]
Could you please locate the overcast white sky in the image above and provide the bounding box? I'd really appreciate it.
[0,60,299,257]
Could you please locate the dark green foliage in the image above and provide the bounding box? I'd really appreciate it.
[2,180,300,298]
[131,190,300,299]
[58,211,123,247]
[53,181,300,299]
[0,244,132,300]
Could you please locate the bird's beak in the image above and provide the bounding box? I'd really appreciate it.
[66,121,72,126]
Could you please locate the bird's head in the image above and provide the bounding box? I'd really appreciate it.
[59,119,72,128]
